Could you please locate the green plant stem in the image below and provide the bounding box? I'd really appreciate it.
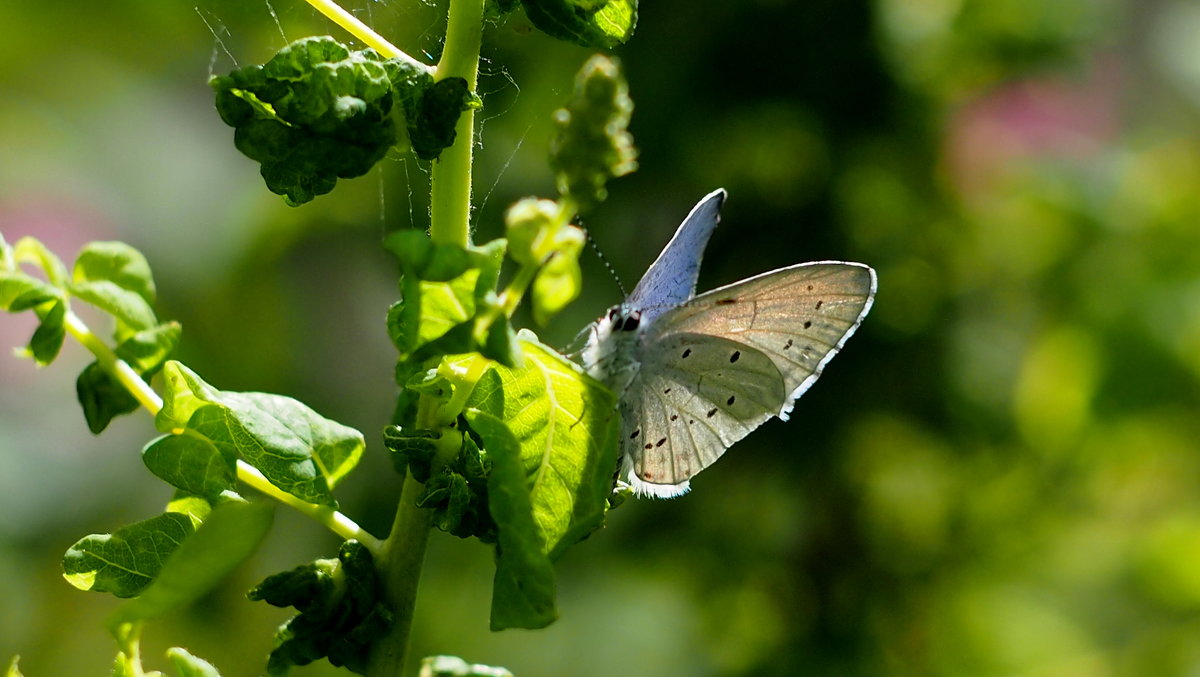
[366,471,435,677]
[64,311,163,413]
[429,0,485,247]
[62,309,380,551]
[304,0,432,73]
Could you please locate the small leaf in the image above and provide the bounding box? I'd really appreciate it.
[0,271,59,311]
[78,322,182,434]
[166,648,223,677]
[408,77,482,161]
[142,433,238,500]
[6,656,24,677]
[72,241,157,306]
[12,236,69,288]
[26,298,66,366]
[63,512,196,597]
[465,409,558,630]
[70,242,159,332]
[531,226,585,325]
[520,0,638,49]
[108,500,274,627]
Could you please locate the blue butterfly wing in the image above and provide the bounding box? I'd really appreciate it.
[625,188,726,322]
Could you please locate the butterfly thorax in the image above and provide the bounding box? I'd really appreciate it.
[582,305,644,394]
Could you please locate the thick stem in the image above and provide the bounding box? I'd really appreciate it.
[429,0,485,247]
[366,471,435,677]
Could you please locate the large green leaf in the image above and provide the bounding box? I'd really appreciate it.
[108,500,273,627]
[468,332,619,559]
[155,362,365,508]
[466,409,557,630]
[63,512,196,598]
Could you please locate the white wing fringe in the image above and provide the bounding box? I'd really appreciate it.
[620,456,691,499]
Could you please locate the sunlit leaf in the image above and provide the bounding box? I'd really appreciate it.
[465,408,557,630]
[108,500,273,627]
[166,648,223,677]
[63,512,196,598]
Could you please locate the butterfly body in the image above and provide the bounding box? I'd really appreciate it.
[584,190,876,498]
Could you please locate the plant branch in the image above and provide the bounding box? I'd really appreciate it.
[63,309,379,550]
[304,0,432,73]
[429,0,485,247]
[366,471,435,677]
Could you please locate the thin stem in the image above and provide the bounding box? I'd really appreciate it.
[429,0,485,247]
[64,311,163,413]
[236,461,383,551]
[63,309,378,550]
[366,471,435,677]
[304,0,432,72]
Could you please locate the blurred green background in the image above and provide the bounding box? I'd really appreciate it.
[4,0,1200,675]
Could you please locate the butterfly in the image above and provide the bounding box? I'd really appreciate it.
[582,189,877,498]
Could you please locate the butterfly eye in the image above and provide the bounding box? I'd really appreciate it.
[620,311,641,332]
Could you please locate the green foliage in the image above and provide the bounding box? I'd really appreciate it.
[108,500,274,628]
[63,511,196,598]
[78,322,181,433]
[386,233,516,366]
[5,656,23,677]
[503,198,587,325]
[165,648,222,677]
[550,54,637,212]
[520,0,638,49]
[152,361,364,507]
[250,540,394,676]
[211,36,478,206]
[70,241,157,334]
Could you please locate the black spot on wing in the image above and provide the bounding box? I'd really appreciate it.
[681,348,692,359]
[730,350,741,363]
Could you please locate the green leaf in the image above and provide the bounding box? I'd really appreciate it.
[530,226,585,325]
[142,432,237,500]
[108,500,274,627]
[0,270,58,311]
[26,298,66,366]
[550,54,638,211]
[382,425,440,479]
[468,333,620,559]
[520,0,637,49]
[6,656,24,677]
[72,241,157,306]
[63,512,196,598]
[156,360,222,431]
[252,541,394,676]
[11,236,69,288]
[419,655,514,677]
[211,36,415,205]
[70,243,159,332]
[408,77,482,161]
[166,648,222,677]
[465,408,558,630]
[156,362,366,507]
[78,321,182,434]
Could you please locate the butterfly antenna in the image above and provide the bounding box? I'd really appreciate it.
[581,220,628,298]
